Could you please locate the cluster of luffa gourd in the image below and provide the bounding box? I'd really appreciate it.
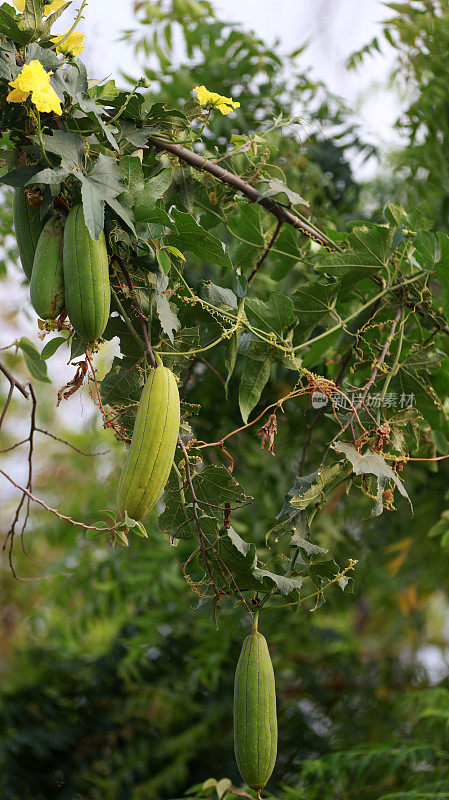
[12,187,180,523]
[14,188,278,796]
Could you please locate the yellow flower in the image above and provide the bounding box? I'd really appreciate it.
[44,0,67,14]
[193,85,240,116]
[51,29,84,56]
[13,0,66,13]
[7,60,62,115]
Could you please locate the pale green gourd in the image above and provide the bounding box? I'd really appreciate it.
[117,365,180,521]
[234,615,277,795]
[63,204,110,341]
[13,187,45,280]
[30,215,65,320]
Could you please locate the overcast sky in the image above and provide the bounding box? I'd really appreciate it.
[61,0,401,159]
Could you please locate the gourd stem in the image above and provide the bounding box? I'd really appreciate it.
[252,611,259,633]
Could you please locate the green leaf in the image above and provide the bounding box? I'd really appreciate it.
[41,131,85,169]
[164,245,185,261]
[24,0,45,40]
[395,343,442,397]
[132,168,173,221]
[159,326,200,368]
[332,441,412,517]
[79,154,132,239]
[289,463,344,512]
[246,291,294,336]
[413,230,438,270]
[124,512,148,537]
[169,164,194,212]
[28,165,70,187]
[193,466,247,523]
[40,336,66,360]
[252,567,304,596]
[225,331,239,387]
[292,282,337,337]
[154,292,181,344]
[167,209,232,270]
[17,337,51,383]
[118,121,155,148]
[70,334,86,360]
[316,222,394,289]
[198,280,237,309]
[238,340,274,423]
[0,39,18,82]
[228,204,265,268]
[0,164,43,186]
[156,249,171,275]
[101,356,144,407]
[119,155,145,195]
[93,78,120,102]
[0,4,31,44]
[259,177,308,207]
[213,531,260,591]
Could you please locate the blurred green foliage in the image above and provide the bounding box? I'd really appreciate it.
[2,2,449,800]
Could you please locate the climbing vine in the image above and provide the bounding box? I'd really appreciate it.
[1,0,449,633]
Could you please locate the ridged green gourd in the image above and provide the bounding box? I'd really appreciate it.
[30,215,65,320]
[63,204,110,340]
[117,365,180,521]
[234,617,277,794]
[13,187,45,280]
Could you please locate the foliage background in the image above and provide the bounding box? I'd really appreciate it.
[2,2,449,800]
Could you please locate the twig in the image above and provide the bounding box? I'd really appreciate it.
[3,383,36,573]
[323,305,402,464]
[298,351,353,476]
[177,437,216,588]
[178,436,253,614]
[0,361,29,401]
[194,386,303,452]
[199,358,226,389]
[297,289,385,475]
[248,219,283,284]
[115,256,157,367]
[35,428,109,456]
[147,136,336,251]
[0,467,117,533]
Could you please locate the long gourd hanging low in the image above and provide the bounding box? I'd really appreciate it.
[234,613,277,798]
[117,363,180,521]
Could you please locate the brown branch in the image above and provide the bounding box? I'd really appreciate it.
[0,467,116,533]
[35,428,109,456]
[248,219,283,284]
[147,136,335,251]
[115,256,157,367]
[0,384,14,430]
[0,361,30,401]
[194,386,302,452]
